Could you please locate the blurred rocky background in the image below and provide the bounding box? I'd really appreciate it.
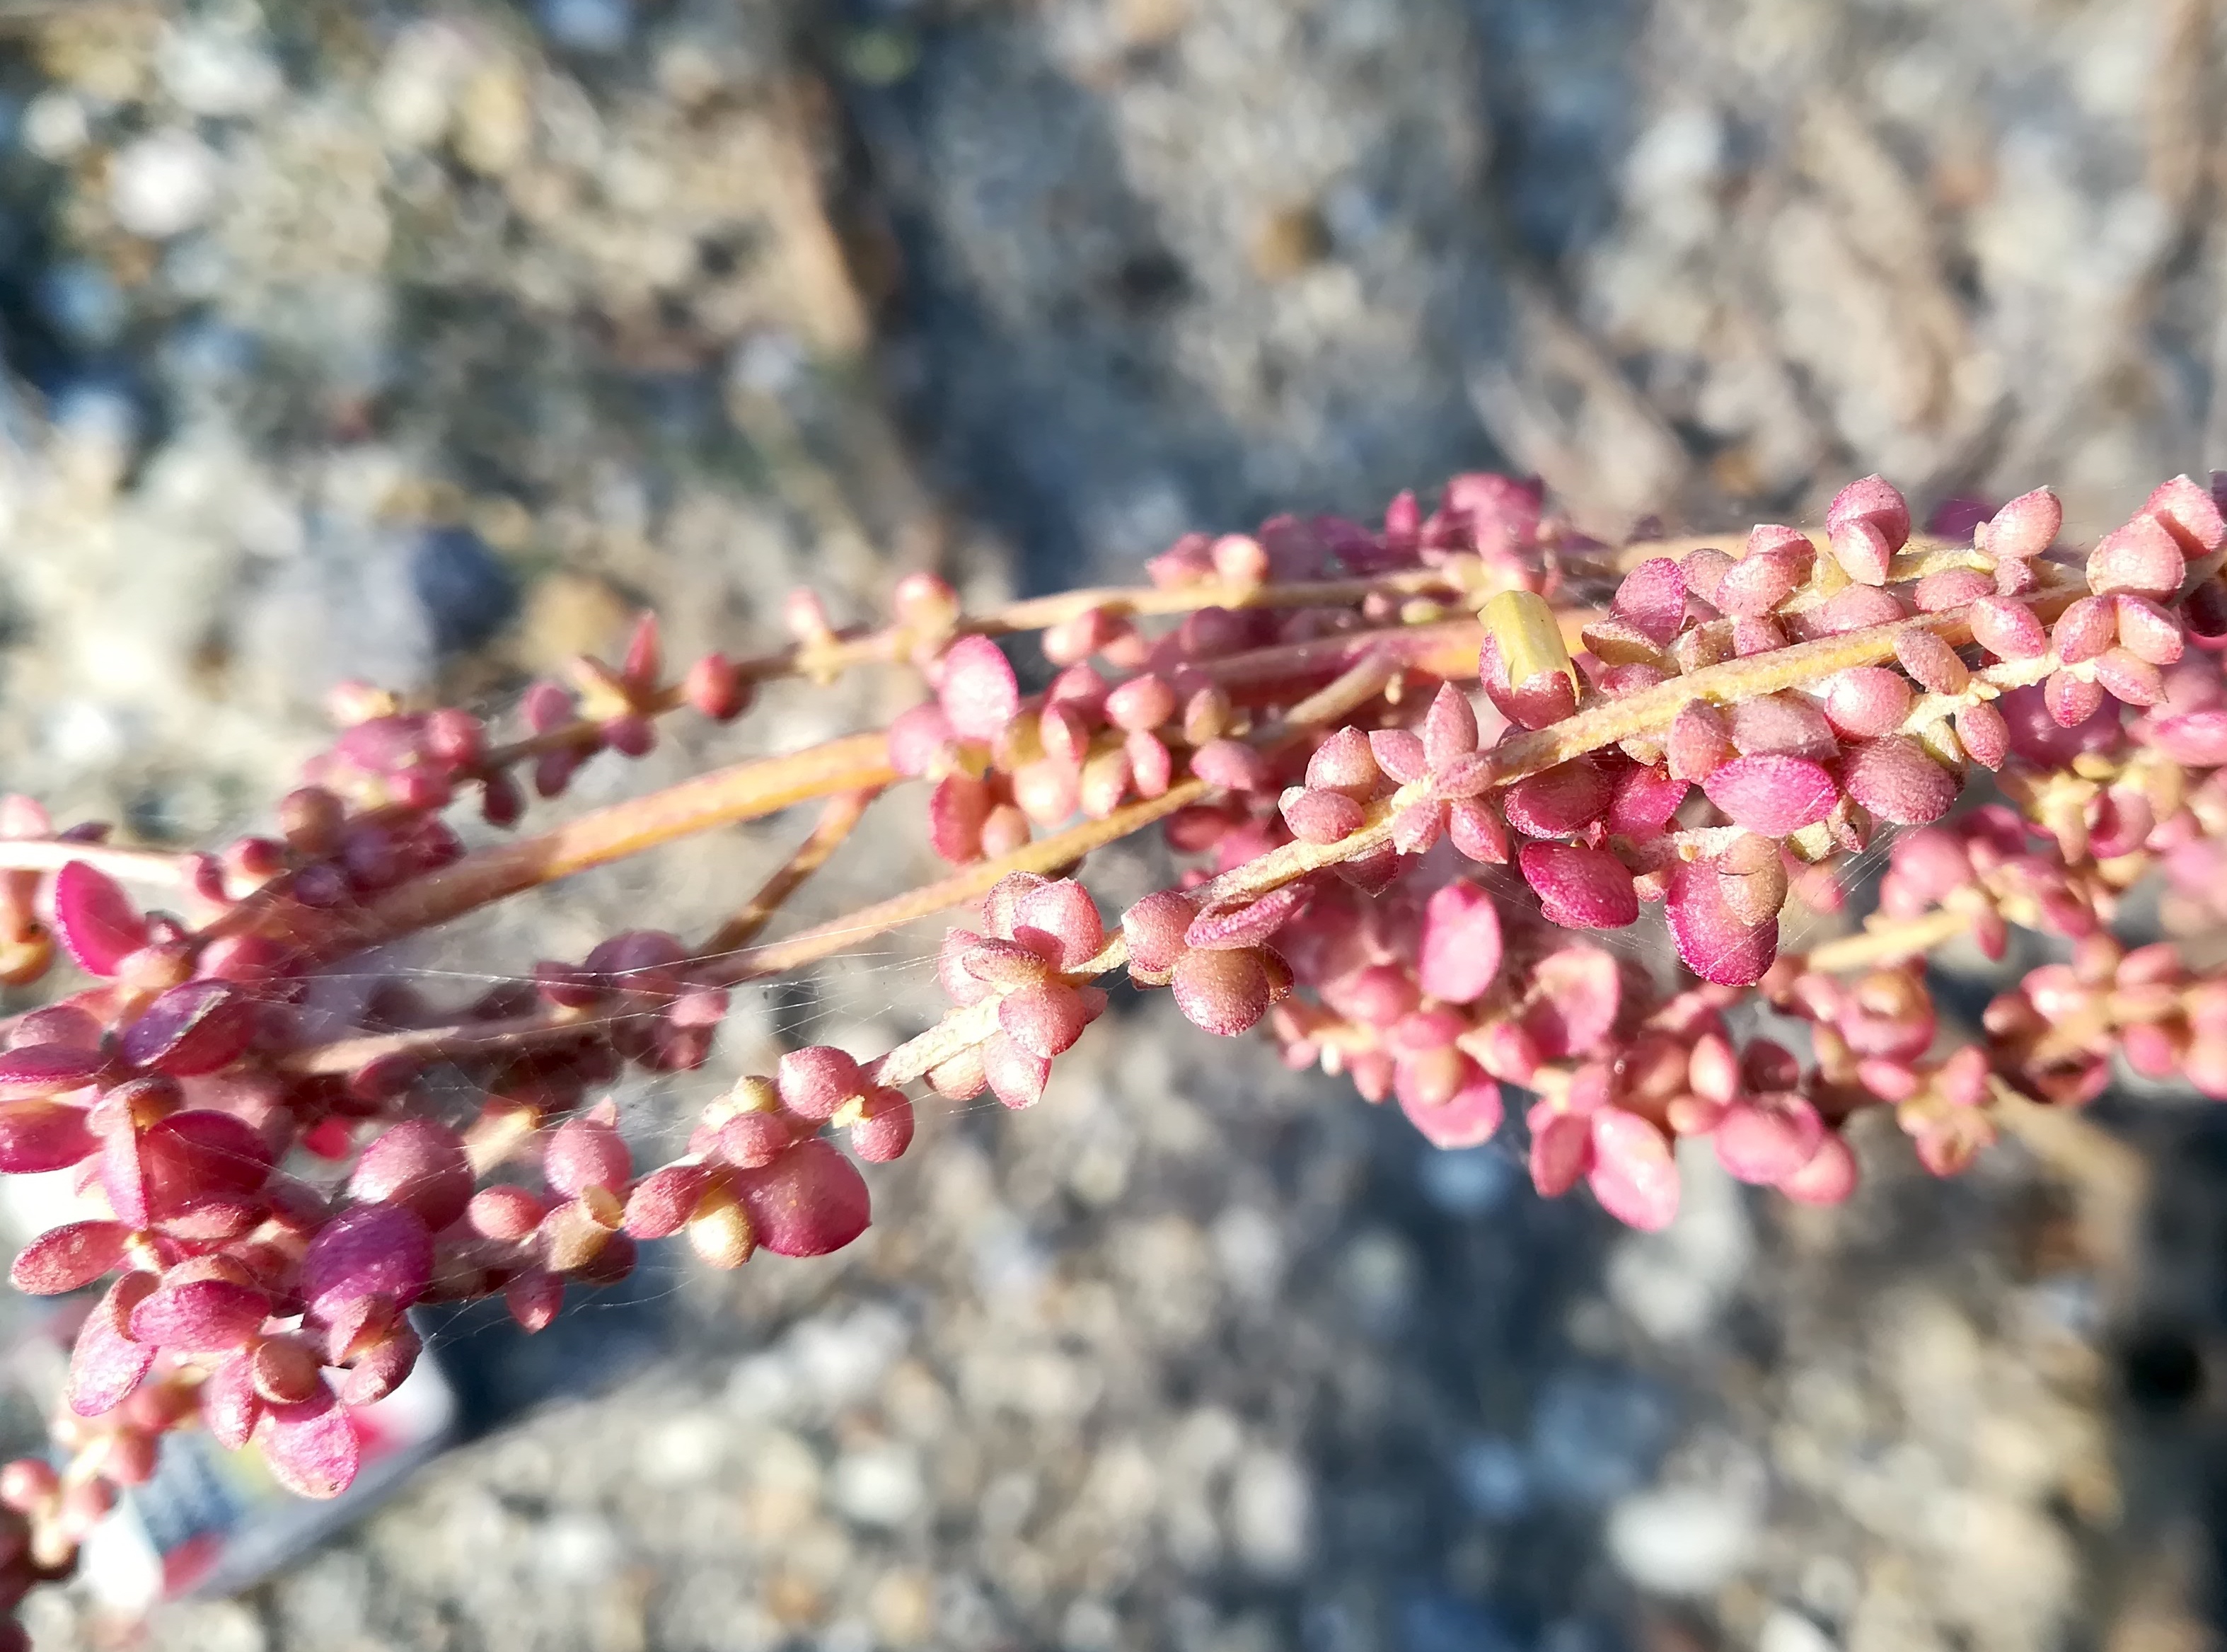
[0,0,2224,1649]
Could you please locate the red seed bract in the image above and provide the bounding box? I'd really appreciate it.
[9,1220,126,1295]
[544,1116,632,1196]
[850,1090,916,1164]
[1417,880,1503,1005]
[50,862,148,978]
[1121,890,1197,978]
[0,1102,96,1174]
[1839,736,1959,826]
[1611,558,1687,645]
[255,1392,361,1500]
[1717,550,1803,616]
[2088,518,2185,596]
[776,1046,867,1122]
[1667,862,1778,987]
[1520,946,1622,1058]
[1730,693,1837,761]
[1701,754,1838,837]
[731,1140,871,1258]
[1518,843,1639,930]
[1980,487,2061,560]
[1587,1109,1680,1232]
[141,1111,272,1217]
[937,635,1020,741]
[119,981,256,1076]
[129,1275,270,1353]
[1171,947,1275,1036]
[1820,667,1914,739]
[1779,1134,1859,1205]
[349,1119,473,1231]
[622,1165,711,1240]
[299,1203,433,1323]
[1713,1094,1826,1185]
[1893,628,1969,696]
[1667,700,1735,779]
[2144,475,2227,553]
[1826,475,1910,550]
[0,1045,105,1102]
[1969,597,2047,661]
[1609,765,1688,842]
[1502,760,1614,839]
[2151,710,2227,767]
[67,1275,157,1417]
[1400,1073,1505,1149]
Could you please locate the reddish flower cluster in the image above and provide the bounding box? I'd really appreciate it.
[0,464,2220,1635]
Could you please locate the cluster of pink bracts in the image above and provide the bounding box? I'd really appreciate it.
[0,466,2219,1631]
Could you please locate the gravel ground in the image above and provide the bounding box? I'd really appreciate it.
[0,2,2223,1650]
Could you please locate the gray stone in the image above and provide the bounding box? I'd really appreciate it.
[408,524,518,655]
[538,0,635,56]
[108,131,221,239]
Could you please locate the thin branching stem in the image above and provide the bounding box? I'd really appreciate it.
[698,786,886,958]
[284,653,1406,1075]
[0,840,203,887]
[318,734,902,956]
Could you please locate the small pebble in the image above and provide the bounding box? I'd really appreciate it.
[1530,1372,1671,1505]
[1399,1593,1520,1652]
[410,525,519,654]
[1758,1607,1839,1652]
[1416,1145,1517,1217]
[1452,1436,1531,1520]
[37,262,126,347]
[21,92,87,160]
[832,1444,926,1528]
[1227,1450,1313,1578]
[538,0,635,54]
[109,130,221,238]
[158,25,282,117]
[1606,1483,1758,1595]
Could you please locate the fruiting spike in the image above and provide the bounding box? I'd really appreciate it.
[0,463,2220,1639]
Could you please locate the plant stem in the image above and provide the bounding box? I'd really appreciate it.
[1488,577,2083,787]
[282,785,1215,1075]
[874,658,1406,1088]
[706,782,1210,988]
[311,733,901,956]
[253,613,1469,965]
[698,787,885,957]
[870,582,2093,1090]
[965,569,1477,633]
[285,654,1407,1078]
[732,646,1408,988]
[473,568,1489,777]
[1611,531,1967,577]
[277,570,2131,1086]
[281,1007,603,1076]
[1805,908,1973,973]
[870,813,1406,1088]
[1204,620,1487,701]
[0,841,202,886]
